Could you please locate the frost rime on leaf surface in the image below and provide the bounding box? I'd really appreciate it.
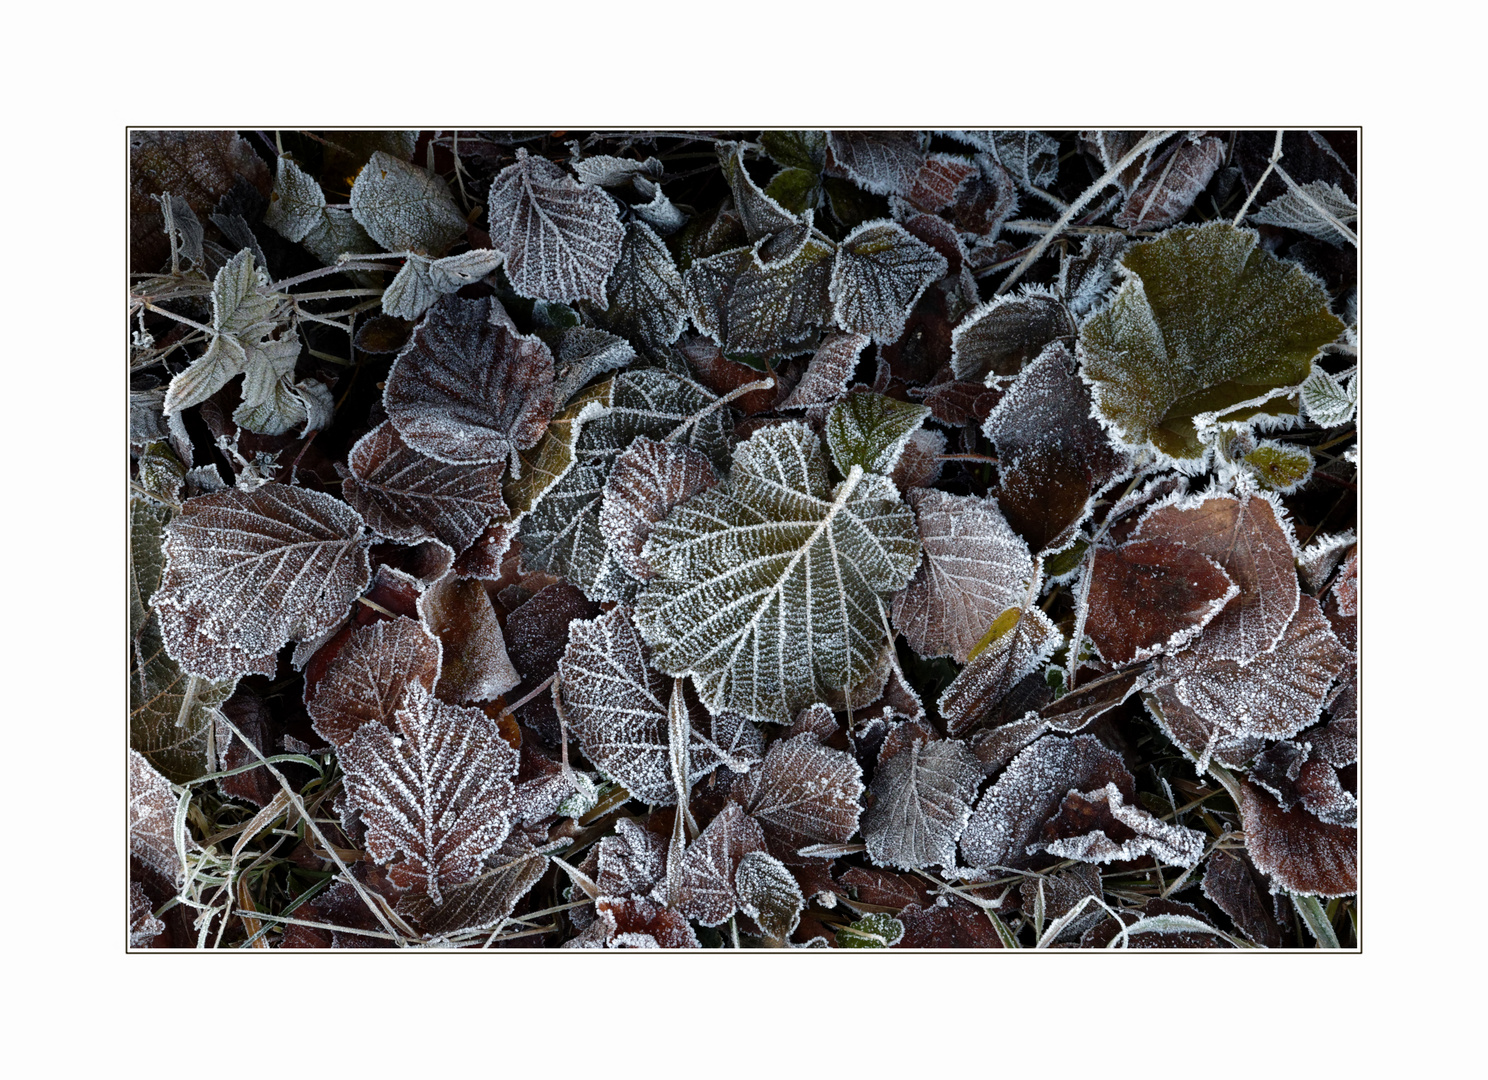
[488,149,625,305]
[825,390,931,477]
[736,732,865,849]
[673,802,769,926]
[154,485,371,682]
[1239,778,1357,898]
[950,290,1076,383]
[634,423,920,724]
[1031,782,1206,866]
[599,437,719,582]
[861,727,981,870]
[1113,136,1224,231]
[129,749,187,888]
[1250,181,1359,246]
[398,832,549,936]
[1085,539,1236,664]
[891,489,1035,663]
[305,616,440,747]
[718,142,798,242]
[735,850,805,942]
[341,421,509,552]
[340,684,519,905]
[829,220,947,344]
[418,574,520,704]
[939,606,1062,737]
[826,131,928,197]
[264,155,327,243]
[778,332,870,411]
[384,296,556,466]
[591,221,688,351]
[349,151,467,256]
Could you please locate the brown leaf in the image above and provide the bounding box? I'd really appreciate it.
[1032,782,1206,867]
[837,866,933,910]
[938,606,1063,737]
[1113,136,1224,230]
[305,615,440,747]
[889,428,946,492]
[1239,778,1357,898]
[1143,681,1264,772]
[895,898,1004,948]
[951,290,1076,382]
[418,574,519,704]
[906,154,977,213]
[596,818,669,900]
[130,131,270,271]
[598,437,719,582]
[397,831,549,937]
[384,296,556,466]
[342,422,509,553]
[912,379,1000,427]
[862,726,981,870]
[595,896,700,948]
[673,802,769,926]
[826,131,928,197]
[504,581,600,744]
[778,331,870,411]
[736,733,864,851]
[1086,539,1236,664]
[1201,848,1284,948]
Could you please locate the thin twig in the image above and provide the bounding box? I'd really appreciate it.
[1233,130,1284,224]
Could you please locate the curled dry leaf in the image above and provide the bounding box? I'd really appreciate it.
[154,484,372,682]
[418,574,520,704]
[1032,782,1206,866]
[384,296,557,466]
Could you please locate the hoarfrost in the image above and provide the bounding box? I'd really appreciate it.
[590,220,688,351]
[1250,180,1359,246]
[398,832,549,935]
[826,131,929,197]
[736,732,865,849]
[735,850,805,943]
[418,573,520,703]
[1300,364,1357,427]
[939,605,1063,737]
[673,802,769,926]
[1085,539,1236,664]
[305,616,441,747]
[950,288,1075,383]
[349,151,467,256]
[824,389,931,477]
[1113,135,1224,230]
[599,437,719,582]
[1239,778,1357,898]
[778,331,870,411]
[861,726,981,871]
[829,220,947,344]
[1030,782,1206,866]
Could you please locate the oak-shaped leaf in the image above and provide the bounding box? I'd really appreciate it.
[418,573,520,704]
[488,148,625,304]
[1239,778,1356,898]
[521,368,734,601]
[960,734,1132,871]
[340,684,519,905]
[891,489,1035,664]
[1031,782,1206,866]
[1250,180,1358,246]
[304,615,440,747]
[825,390,930,477]
[982,342,1131,554]
[778,331,870,411]
[861,725,981,871]
[1085,539,1236,664]
[599,437,719,582]
[635,423,920,724]
[384,296,556,467]
[341,421,509,553]
[950,288,1076,383]
[398,831,550,937]
[348,151,466,257]
[938,605,1063,738]
[673,802,770,926]
[131,498,236,783]
[1113,136,1224,231]
[1079,223,1343,463]
[590,220,688,351]
[154,484,372,682]
[829,220,947,344]
[735,850,805,944]
[735,732,865,850]
[826,131,928,197]
[1200,848,1283,948]
[1135,487,1300,663]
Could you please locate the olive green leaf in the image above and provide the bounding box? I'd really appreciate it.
[825,390,930,477]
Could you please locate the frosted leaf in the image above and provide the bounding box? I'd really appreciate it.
[551,328,636,407]
[418,574,520,703]
[1031,782,1206,867]
[779,331,869,412]
[891,489,1035,663]
[896,897,1004,948]
[129,880,165,947]
[340,684,519,905]
[1333,548,1358,618]
[724,235,836,360]
[862,726,981,871]
[890,428,946,493]
[761,130,828,173]
[832,911,902,949]
[1250,180,1358,246]
[1079,223,1343,463]
[1201,848,1283,948]
[906,154,977,213]
[349,151,466,256]
[597,818,669,900]
[130,131,270,270]
[1113,136,1224,230]
[488,148,625,304]
[950,289,1075,382]
[301,205,380,267]
[590,220,688,351]
[1085,539,1236,664]
[263,155,325,243]
[718,141,798,242]
[983,130,1060,189]
[1239,778,1356,897]
[382,255,480,322]
[673,803,769,926]
[1059,234,1128,318]
[825,390,930,477]
[634,423,920,724]
[506,381,608,516]
[939,606,1063,737]
[692,704,766,776]
[520,368,733,601]
[383,295,556,466]
[632,175,687,235]
[1136,488,1300,663]
[1143,681,1263,773]
[829,220,947,345]
[1242,440,1314,493]
[1160,595,1349,743]
[129,749,187,888]
[1081,899,1229,949]
[1248,741,1356,827]
[1079,130,1159,195]
[163,250,302,421]
[341,421,508,553]
[1040,668,1144,734]
[130,499,236,783]
[595,896,700,948]
[398,832,548,936]
[735,850,804,943]
[505,582,599,742]
[943,154,1018,238]
[154,485,371,682]
[826,131,928,197]
[912,379,998,428]
[305,616,440,748]
[572,154,662,188]
[428,248,503,291]
[599,437,719,582]
[960,734,1133,871]
[1020,864,1105,940]
[736,732,864,849]
[682,246,753,346]
[1300,364,1357,427]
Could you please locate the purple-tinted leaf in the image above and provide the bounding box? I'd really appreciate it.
[598,437,719,582]
[826,131,928,197]
[830,220,947,344]
[778,331,870,411]
[674,802,770,926]
[862,726,981,871]
[1239,778,1356,898]
[1114,136,1224,230]
[305,615,440,747]
[591,220,688,351]
[1085,539,1236,664]
[939,606,1062,737]
[737,733,864,850]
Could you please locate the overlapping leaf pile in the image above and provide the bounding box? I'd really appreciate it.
[129,129,1358,950]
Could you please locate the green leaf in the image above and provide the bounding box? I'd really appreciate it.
[836,912,905,948]
[635,423,920,724]
[1079,223,1343,464]
[761,130,826,173]
[825,390,930,476]
[350,151,467,257]
[1300,364,1357,427]
[765,168,822,215]
[1243,440,1314,493]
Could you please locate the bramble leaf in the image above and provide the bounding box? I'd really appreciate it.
[350,151,467,256]
[829,220,947,344]
[825,390,930,477]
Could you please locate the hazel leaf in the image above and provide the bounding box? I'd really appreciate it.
[829,220,947,344]
[861,727,982,871]
[349,151,467,257]
[1085,539,1236,665]
[599,437,719,582]
[673,802,770,927]
[305,616,441,748]
[591,220,688,351]
[939,605,1063,737]
[826,131,928,197]
[950,288,1076,383]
